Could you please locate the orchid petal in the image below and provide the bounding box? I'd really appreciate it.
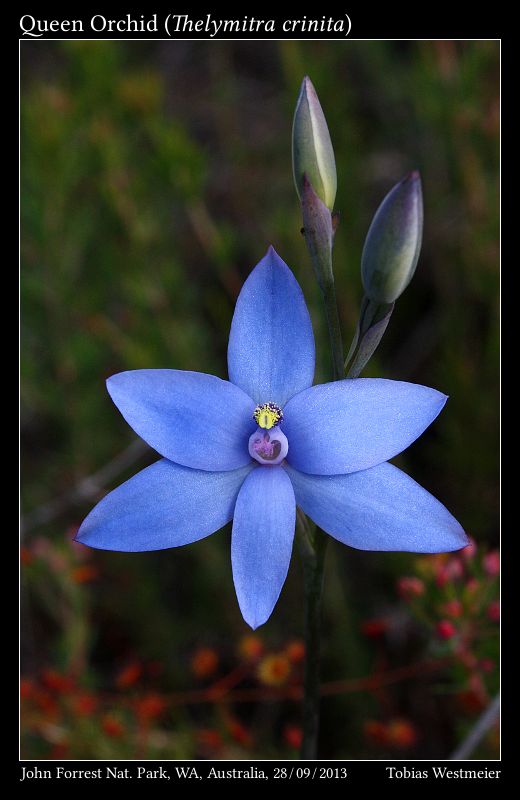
[228,247,315,406]
[284,378,447,475]
[232,466,296,629]
[107,370,255,471]
[285,462,468,552]
[77,459,254,551]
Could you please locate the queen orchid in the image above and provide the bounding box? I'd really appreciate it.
[77,247,467,629]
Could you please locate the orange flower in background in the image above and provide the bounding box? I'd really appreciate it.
[285,639,305,663]
[116,661,142,689]
[386,718,418,749]
[102,714,125,738]
[365,718,417,749]
[135,693,167,723]
[257,654,291,686]
[71,564,99,584]
[237,634,264,662]
[283,724,303,749]
[191,647,219,679]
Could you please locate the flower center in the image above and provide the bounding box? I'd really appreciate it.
[249,403,288,466]
[248,426,289,466]
[253,402,283,430]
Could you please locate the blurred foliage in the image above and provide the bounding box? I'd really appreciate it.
[21,40,499,759]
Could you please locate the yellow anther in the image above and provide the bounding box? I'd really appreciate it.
[253,403,283,431]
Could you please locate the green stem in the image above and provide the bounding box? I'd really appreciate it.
[300,525,327,759]
[299,212,344,758]
[298,276,342,759]
[322,279,345,382]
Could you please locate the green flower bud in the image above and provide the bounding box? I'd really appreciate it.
[361,172,423,304]
[292,76,337,211]
[301,175,334,291]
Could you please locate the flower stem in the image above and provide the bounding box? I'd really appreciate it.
[300,525,327,759]
[300,218,343,758]
[322,278,345,382]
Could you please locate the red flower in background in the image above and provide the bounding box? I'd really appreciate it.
[397,576,425,600]
[135,693,167,724]
[116,662,143,689]
[191,647,219,679]
[238,634,264,662]
[436,620,457,640]
[102,715,125,738]
[285,640,305,663]
[283,725,303,749]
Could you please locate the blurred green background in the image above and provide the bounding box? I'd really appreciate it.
[21,40,499,760]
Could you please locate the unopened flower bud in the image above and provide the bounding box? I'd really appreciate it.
[362,172,423,303]
[292,76,337,210]
[483,550,500,577]
[435,556,464,587]
[440,599,463,619]
[397,575,424,600]
[436,619,457,640]
[487,600,500,622]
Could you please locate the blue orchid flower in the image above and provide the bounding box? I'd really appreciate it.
[77,247,467,629]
